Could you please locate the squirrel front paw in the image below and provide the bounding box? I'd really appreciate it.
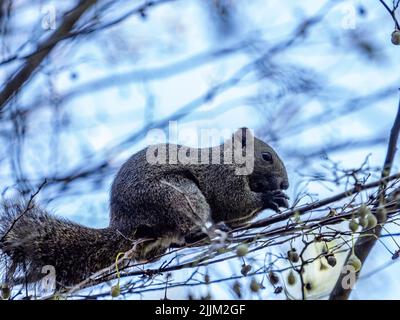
[182,222,231,245]
[261,190,290,212]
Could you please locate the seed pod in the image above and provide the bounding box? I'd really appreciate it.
[367,213,378,228]
[392,30,400,45]
[274,286,283,294]
[268,271,279,285]
[287,271,296,286]
[1,285,10,300]
[250,279,261,292]
[349,219,359,232]
[111,284,120,298]
[233,281,242,298]
[204,274,210,283]
[358,205,370,218]
[236,244,248,257]
[287,249,300,263]
[347,254,362,273]
[358,216,368,228]
[376,206,387,223]
[241,264,252,276]
[327,255,337,267]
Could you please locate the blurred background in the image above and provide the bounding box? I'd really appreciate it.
[0,0,399,299]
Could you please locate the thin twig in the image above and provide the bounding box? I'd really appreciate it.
[0,0,97,110]
[0,180,47,243]
[379,0,400,29]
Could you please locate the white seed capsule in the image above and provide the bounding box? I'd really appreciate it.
[250,279,261,292]
[349,219,359,232]
[287,271,296,286]
[376,206,387,223]
[1,285,11,300]
[236,244,249,257]
[358,205,370,218]
[111,284,120,298]
[358,216,369,228]
[367,213,378,228]
[347,254,362,273]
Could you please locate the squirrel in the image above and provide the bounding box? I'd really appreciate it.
[0,128,289,288]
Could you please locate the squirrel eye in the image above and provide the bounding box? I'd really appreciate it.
[262,152,273,163]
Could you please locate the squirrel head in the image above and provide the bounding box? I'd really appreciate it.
[232,127,289,193]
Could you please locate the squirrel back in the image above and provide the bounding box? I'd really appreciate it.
[0,128,289,289]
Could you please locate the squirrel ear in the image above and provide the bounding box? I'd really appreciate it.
[233,127,254,148]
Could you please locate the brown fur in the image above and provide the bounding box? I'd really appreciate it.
[0,128,289,287]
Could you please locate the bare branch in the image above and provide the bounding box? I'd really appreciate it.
[0,0,97,110]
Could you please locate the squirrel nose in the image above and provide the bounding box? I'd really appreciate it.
[280,179,289,190]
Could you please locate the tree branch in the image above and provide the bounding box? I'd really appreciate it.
[379,0,400,30]
[0,0,97,110]
[329,92,400,300]
[239,171,400,232]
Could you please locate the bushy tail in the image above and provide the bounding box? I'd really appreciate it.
[0,200,132,288]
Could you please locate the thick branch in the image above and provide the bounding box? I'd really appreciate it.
[329,93,400,300]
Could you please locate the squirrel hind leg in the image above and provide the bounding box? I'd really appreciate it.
[158,176,211,234]
[130,176,212,261]
[126,175,212,238]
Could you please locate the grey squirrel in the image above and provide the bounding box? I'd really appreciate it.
[0,128,289,288]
